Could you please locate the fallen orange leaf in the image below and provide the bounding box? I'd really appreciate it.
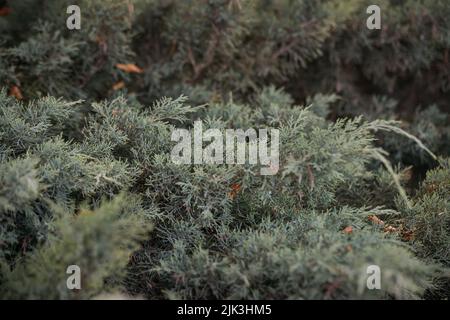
[112,109,123,117]
[368,215,384,226]
[115,63,143,74]
[9,85,23,100]
[343,226,353,234]
[112,81,125,91]
[401,229,415,241]
[0,7,11,16]
[228,183,241,199]
[95,35,106,45]
[384,225,398,233]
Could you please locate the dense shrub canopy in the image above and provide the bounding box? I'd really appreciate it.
[0,0,448,299]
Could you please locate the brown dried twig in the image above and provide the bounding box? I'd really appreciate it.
[187,25,221,82]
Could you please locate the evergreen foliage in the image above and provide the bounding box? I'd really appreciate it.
[1,194,151,299]
[0,0,448,299]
